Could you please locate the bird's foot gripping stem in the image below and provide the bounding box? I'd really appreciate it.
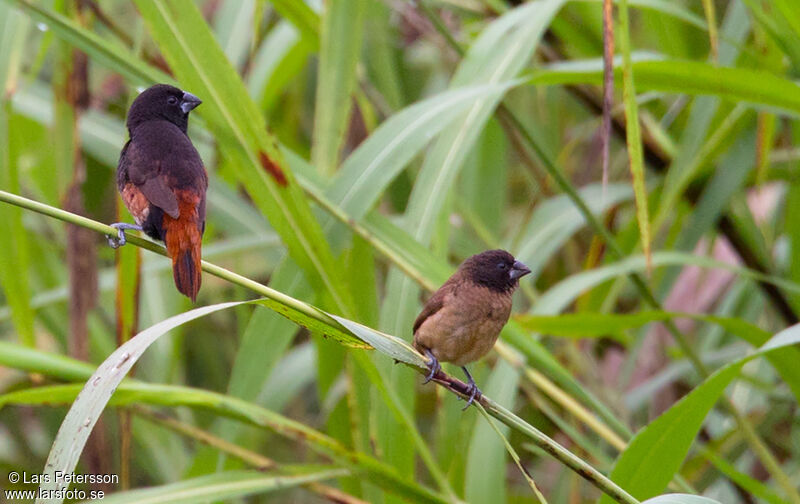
[460,366,482,410]
[423,349,441,384]
[106,223,143,249]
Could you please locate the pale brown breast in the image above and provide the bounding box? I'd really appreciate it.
[413,284,512,367]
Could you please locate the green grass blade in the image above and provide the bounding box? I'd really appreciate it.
[532,59,800,114]
[519,310,800,403]
[699,447,785,504]
[3,0,165,85]
[741,0,800,72]
[213,0,255,70]
[327,82,521,222]
[474,401,548,503]
[268,0,320,47]
[516,183,632,279]
[247,20,310,110]
[311,0,365,175]
[515,311,765,340]
[33,301,248,503]
[0,11,33,346]
[618,0,652,272]
[574,0,707,31]
[535,251,800,315]
[406,0,566,245]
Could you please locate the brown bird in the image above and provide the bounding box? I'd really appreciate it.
[107,84,208,302]
[413,250,531,408]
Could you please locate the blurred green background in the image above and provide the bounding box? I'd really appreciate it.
[1,0,799,502]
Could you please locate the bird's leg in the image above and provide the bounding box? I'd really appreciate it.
[423,348,441,384]
[460,366,482,410]
[106,223,143,249]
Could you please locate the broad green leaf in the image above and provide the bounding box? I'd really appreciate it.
[85,470,346,504]
[34,301,247,503]
[515,311,768,340]
[331,315,425,367]
[536,251,800,315]
[599,323,800,503]
[406,0,567,245]
[247,20,311,110]
[311,0,365,175]
[0,7,33,346]
[364,0,404,109]
[327,82,521,222]
[532,59,800,114]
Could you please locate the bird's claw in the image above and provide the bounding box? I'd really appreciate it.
[423,349,440,384]
[461,383,482,410]
[107,228,125,249]
[460,366,481,410]
[106,223,142,249]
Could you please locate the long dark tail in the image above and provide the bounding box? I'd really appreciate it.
[163,198,202,302]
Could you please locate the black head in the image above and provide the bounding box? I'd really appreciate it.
[460,249,531,293]
[126,84,202,133]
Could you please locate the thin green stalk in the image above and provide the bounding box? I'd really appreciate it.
[474,402,549,504]
[701,0,719,62]
[349,351,459,501]
[495,343,627,452]
[135,406,279,470]
[482,397,638,504]
[0,189,640,504]
[618,0,652,273]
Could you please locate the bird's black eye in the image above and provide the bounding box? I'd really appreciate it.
[167,96,179,105]
[497,262,508,270]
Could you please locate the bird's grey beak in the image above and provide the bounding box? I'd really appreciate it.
[180,92,202,114]
[509,260,531,280]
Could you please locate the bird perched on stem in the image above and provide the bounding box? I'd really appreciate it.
[107,84,207,302]
[413,249,531,408]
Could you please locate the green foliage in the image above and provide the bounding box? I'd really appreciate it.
[1,1,799,503]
